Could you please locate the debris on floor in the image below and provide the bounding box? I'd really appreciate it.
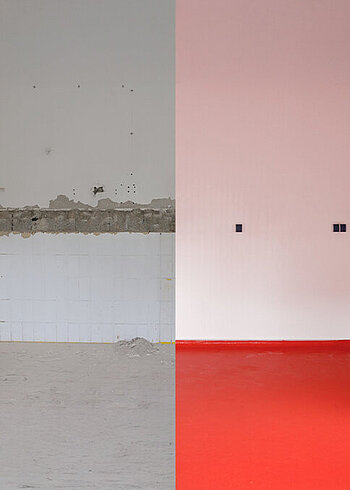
[114,337,160,357]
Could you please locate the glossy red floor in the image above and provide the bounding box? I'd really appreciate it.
[176,341,350,489]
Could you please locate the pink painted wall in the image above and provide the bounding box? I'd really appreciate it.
[176,0,350,340]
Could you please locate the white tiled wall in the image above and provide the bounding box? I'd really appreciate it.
[0,233,174,343]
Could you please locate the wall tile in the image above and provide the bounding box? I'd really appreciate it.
[0,234,174,342]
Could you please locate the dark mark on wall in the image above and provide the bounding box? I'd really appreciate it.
[92,185,105,196]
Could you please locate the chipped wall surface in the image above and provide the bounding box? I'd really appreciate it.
[0,208,175,234]
[0,0,174,209]
[0,233,175,343]
[0,1,175,342]
[48,195,175,210]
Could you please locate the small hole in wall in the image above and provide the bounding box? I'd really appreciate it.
[130,132,134,135]
[33,85,36,89]
[31,217,38,222]
[236,224,243,233]
[77,84,81,88]
[122,84,125,88]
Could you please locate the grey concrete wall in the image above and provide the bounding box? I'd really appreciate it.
[0,1,175,342]
[0,0,174,210]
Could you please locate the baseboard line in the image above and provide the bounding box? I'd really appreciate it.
[176,339,350,350]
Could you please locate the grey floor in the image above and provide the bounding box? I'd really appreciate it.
[0,340,175,490]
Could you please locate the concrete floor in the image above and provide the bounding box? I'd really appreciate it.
[0,340,175,490]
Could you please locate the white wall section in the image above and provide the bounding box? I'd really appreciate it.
[176,0,350,340]
[0,233,174,342]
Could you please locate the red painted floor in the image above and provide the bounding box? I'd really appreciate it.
[176,342,350,489]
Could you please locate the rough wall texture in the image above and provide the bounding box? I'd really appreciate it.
[0,207,175,234]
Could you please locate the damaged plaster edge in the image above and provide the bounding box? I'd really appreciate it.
[49,194,175,210]
[0,231,167,239]
[0,195,175,211]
